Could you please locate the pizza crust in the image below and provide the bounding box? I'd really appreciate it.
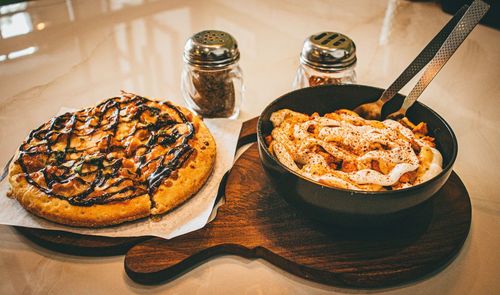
[7,95,216,228]
[151,111,216,215]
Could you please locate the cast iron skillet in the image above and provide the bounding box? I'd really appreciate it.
[257,84,458,227]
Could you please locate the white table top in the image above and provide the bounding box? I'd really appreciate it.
[1,0,499,294]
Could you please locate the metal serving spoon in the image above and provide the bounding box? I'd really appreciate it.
[354,0,490,120]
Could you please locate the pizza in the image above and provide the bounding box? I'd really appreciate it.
[7,92,216,227]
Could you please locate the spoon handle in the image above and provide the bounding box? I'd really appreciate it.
[378,4,469,104]
[398,0,489,114]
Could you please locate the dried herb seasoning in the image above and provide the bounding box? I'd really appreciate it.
[191,68,236,118]
[182,30,243,118]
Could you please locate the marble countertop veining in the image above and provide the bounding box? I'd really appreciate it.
[1,0,499,294]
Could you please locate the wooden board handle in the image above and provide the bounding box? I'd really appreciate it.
[124,231,254,284]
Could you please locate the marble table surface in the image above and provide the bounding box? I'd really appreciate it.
[0,0,499,294]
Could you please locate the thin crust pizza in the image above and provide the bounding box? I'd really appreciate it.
[7,92,216,227]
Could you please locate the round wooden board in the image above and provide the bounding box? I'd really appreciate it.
[12,117,259,256]
[125,143,472,288]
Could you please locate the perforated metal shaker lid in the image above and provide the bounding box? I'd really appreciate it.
[300,32,356,71]
[183,30,239,68]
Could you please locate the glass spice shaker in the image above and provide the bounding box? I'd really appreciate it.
[293,32,357,89]
[181,30,243,119]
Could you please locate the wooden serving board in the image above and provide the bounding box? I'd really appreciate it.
[124,143,472,288]
[14,117,259,256]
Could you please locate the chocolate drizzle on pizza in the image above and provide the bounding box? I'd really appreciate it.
[15,94,195,206]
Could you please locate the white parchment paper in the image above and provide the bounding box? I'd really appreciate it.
[0,107,242,239]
